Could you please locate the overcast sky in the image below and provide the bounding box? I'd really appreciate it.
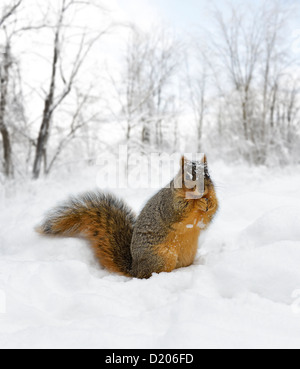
[111,0,300,61]
[113,0,300,30]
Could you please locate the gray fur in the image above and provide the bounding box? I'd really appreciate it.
[130,181,191,279]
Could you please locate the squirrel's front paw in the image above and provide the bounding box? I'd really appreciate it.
[198,198,216,213]
[198,198,209,212]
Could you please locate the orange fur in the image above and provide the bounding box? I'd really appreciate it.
[38,193,135,277]
[156,191,218,273]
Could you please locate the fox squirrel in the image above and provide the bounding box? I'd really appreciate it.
[37,156,219,279]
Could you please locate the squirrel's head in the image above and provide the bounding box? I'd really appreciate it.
[174,155,214,200]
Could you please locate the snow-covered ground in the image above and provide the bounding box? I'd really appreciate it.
[1,162,300,349]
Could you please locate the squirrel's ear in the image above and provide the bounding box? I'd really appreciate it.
[203,155,208,165]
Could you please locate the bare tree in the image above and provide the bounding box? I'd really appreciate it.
[185,49,208,152]
[212,5,262,144]
[0,41,14,178]
[0,0,49,178]
[109,26,180,154]
[207,1,296,164]
[0,0,24,178]
[45,87,101,174]
[32,0,109,179]
[0,0,22,28]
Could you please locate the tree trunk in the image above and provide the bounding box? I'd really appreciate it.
[0,43,14,178]
[32,28,60,179]
[242,100,249,142]
[197,93,205,153]
[156,119,163,149]
[197,118,203,153]
[141,119,151,145]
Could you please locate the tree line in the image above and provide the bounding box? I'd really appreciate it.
[0,0,299,181]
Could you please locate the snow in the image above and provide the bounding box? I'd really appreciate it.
[1,162,300,349]
[197,220,206,229]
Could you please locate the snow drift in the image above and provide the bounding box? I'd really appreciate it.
[0,163,300,349]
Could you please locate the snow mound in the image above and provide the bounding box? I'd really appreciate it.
[1,163,300,349]
[239,207,300,248]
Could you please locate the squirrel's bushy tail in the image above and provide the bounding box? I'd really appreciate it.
[37,192,136,276]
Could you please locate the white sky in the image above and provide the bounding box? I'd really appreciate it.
[112,0,300,30]
[110,0,300,62]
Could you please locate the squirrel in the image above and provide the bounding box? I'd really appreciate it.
[37,156,219,279]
